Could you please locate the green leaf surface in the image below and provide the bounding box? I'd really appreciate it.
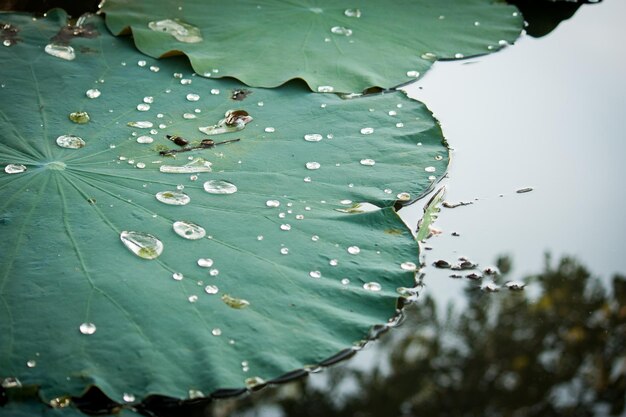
[0,11,447,403]
[103,0,523,93]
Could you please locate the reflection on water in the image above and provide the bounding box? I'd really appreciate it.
[201,255,625,417]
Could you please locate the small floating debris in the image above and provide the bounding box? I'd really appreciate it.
[451,258,476,270]
[221,294,250,309]
[69,111,90,124]
[442,201,473,209]
[505,281,526,291]
[433,259,451,269]
[481,282,500,292]
[466,272,483,280]
[516,187,533,194]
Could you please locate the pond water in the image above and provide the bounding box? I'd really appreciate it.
[197,1,626,416]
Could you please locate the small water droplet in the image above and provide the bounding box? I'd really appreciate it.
[421,52,437,61]
[304,133,323,142]
[360,127,374,135]
[363,282,381,291]
[221,294,250,309]
[155,191,190,205]
[280,224,291,231]
[305,162,320,170]
[454,53,464,59]
[211,328,222,336]
[160,158,212,174]
[45,44,75,60]
[127,121,153,128]
[347,246,360,255]
[120,231,163,259]
[340,199,352,205]
[205,285,219,294]
[203,180,237,194]
[79,322,97,335]
[266,200,280,207]
[143,96,154,104]
[401,262,417,271]
[425,166,436,173]
[280,247,289,255]
[309,271,321,279]
[406,70,420,78]
[245,377,266,389]
[264,127,275,133]
[188,295,198,303]
[344,8,361,17]
[50,396,71,408]
[197,258,213,268]
[172,272,183,281]
[388,110,397,116]
[69,111,90,124]
[183,113,196,119]
[180,78,192,85]
[317,86,334,93]
[186,93,200,101]
[210,268,220,276]
[397,192,411,201]
[136,103,150,111]
[135,135,153,144]
[331,26,352,36]
[303,177,312,183]
[85,88,101,98]
[311,235,319,241]
[295,214,304,220]
[474,21,481,26]
[435,155,443,161]
[3,39,11,47]
[148,19,203,43]
[150,65,160,72]
[360,158,375,166]
[173,220,206,240]
[26,359,36,368]
[341,278,350,285]
[329,259,338,266]
[210,89,220,95]
[257,235,264,241]
[123,393,135,403]
[138,60,147,67]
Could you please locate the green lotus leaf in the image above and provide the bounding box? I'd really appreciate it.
[102,0,523,93]
[0,11,447,404]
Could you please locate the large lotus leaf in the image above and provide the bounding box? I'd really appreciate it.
[0,11,447,404]
[102,0,523,93]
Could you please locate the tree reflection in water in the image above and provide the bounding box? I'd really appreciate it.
[207,255,625,417]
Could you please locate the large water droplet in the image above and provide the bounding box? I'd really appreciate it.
[79,322,97,335]
[56,135,85,149]
[309,271,321,279]
[160,158,212,174]
[69,111,90,124]
[221,294,250,309]
[85,88,101,98]
[304,133,323,142]
[197,258,213,268]
[186,93,200,101]
[331,26,353,36]
[203,180,237,194]
[305,162,320,170]
[347,246,361,255]
[4,164,27,174]
[148,19,203,43]
[120,231,164,259]
[173,221,206,240]
[360,127,374,135]
[45,44,75,60]
[317,85,334,93]
[156,191,191,205]
[360,158,375,166]
[363,282,381,291]
[400,262,417,271]
[344,8,361,17]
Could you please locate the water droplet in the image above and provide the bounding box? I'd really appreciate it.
[360,127,374,135]
[344,8,361,17]
[303,177,312,183]
[295,214,304,220]
[2,39,11,47]
[498,39,509,46]
[150,65,160,72]
[435,155,443,161]
[203,180,237,194]
[186,93,200,101]
[304,133,323,142]
[280,247,289,255]
[138,60,147,67]
[210,328,222,336]
[400,262,417,271]
[155,191,190,205]
[266,200,280,208]
[183,113,196,119]
[69,111,90,124]
[45,44,75,60]
[331,26,352,36]
[210,89,220,95]
[329,259,338,266]
[79,322,96,335]
[264,127,275,133]
[120,231,163,259]
[421,52,437,61]
[188,295,198,303]
[143,96,154,104]
[54,134,85,149]
[311,235,319,242]
[127,121,153,128]
[317,85,334,93]
[122,393,135,403]
[205,285,219,294]
[196,258,214,268]
[340,199,352,205]
[160,158,212,174]
[4,164,26,174]
[305,162,320,170]
[309,271,321,279]
[406,70,420,78]
[137,103,150,111]
[173,221,206,240]
[341,278,350,285]
[474,21,481,26]
[148,19,203,43]
[360,158,375,166]
[134,135,153,145]
[347,246,360,255]
[454,53,464,59]
[172,272,183,281]
[397,192,411,201]
[425,166,436,173]
[85,88,101,98]
[363,282,381,291]
[180,78,192,85]
[210,268,219,276]
[221,294,250,309]
[383,188,392,194]
[26,359,36,368]
[280,224,291,231]
[245,377,266,389]
[50,397,71,408]
[388,110,397,116]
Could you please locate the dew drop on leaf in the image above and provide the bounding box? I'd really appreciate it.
[186,93,200,101]
[347,246,361,255]
[331,26,352,36]
[203,180,237,194]
[4,164,26,174]
[173,220,206,240]
[344,8,361,18]
[264,127,275,133]
[363,282,382,292]
[127,121,153,128]
[44,44,75,60]
[155,191,191,205]
[69,111,90,124]
[360,159,375,166]
[79,322,97,335]
[266,200,280,207]
[360,127,374,135]
[122,393,135,403]
[280,224,291,231]
[317,86,334,93]
[172,272,183,281]
[136,135,153,144]
[204,285,219,294]
[304,133,322,142]
[197,258,213,268]
[54,135,84,149]
[305,162,320,170]
[400,262,417,271]
[211,328,222,336]
[160,158,213,174]
[136,103,150,111]
[120,231,164,260]
[406,70,420,78]
[85,88,101,98]
[26,360,36,368]
[309,271,321,279]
